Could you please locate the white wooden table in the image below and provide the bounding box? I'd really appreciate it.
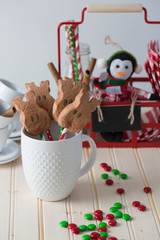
[0,147,160,240]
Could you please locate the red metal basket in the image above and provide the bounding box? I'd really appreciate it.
[57,4,160,148]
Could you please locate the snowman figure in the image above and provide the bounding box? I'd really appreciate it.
[93,50,159,142]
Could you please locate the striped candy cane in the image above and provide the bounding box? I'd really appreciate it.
[65,25,75,79]
[74,24,83,82]
[59,128,67,140]
[68,23,79,81]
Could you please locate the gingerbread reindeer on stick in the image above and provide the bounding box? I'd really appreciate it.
[11,91,51,136]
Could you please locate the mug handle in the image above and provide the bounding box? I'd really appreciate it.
[79,134,97,178]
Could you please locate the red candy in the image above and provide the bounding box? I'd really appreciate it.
[94,210,103,215]
[97,237,106,240]
[108,219,117,226]
[144,187,152,193]
[104,166,112,172]
[105,179,113,185]
[98,227,107,232]
[132,201,140,207]
[71,226,80,234]
[106,214,114,220]
[100,163,108,168]
[138,205,146,211]
[68,223,77,229]
[116,188,125,194]
[95,214,103,221]
[108,237,118,240]
[90,232,100,238]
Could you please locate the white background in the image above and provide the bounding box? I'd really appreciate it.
[0,0,160,97]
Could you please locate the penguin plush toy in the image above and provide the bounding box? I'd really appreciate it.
[94,50,142,95]
[93,50,159,142]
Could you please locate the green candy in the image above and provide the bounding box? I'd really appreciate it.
[112,169,119,175]
[101,173,109,179]
[88,224,96,230]
[122,214,131,221]
[98,222,107,228]
[59,220,68,228]
[82,235,91,240]
[114,211,123,218]
[110,207,117,213]
[84,214,93,220]
[120,173,128,179]
[79,225,88,231]
[100,232,108,237]
[114,202,122,209]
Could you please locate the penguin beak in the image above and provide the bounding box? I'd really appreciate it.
[117,72,125,76]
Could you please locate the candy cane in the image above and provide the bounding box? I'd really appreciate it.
[59,128,67,140]
[74,24,83,81]
[65,25,75,79]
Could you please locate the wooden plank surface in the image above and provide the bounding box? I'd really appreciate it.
[0,147,160,240]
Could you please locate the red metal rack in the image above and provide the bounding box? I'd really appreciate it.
[57,4,160,147]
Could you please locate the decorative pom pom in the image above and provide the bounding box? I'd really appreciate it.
[135,65,142,74]
[97,58,107,69]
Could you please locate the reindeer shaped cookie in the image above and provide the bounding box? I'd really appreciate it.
[11,91,51,136]
[25,80,55,119]
[57,89,100,133]
[52,77,85,122]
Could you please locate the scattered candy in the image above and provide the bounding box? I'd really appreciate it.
[116,188,125,194]
[104,166,112,172]
[110,207,117,213]
[120,173,128,179]
[90,232,100,238]
[112,169,119,175]
[88,224,96,230]
[100,163,108,168]
[79,225,88,231]
[138,205,146,211]
[99,231,108,237]
[144,187,152,193]
[97,237,106,240]
[71,226,80,234]
[114,211,123,218]
[95,210,103,215]
[108,219,117,226]
[98,227,107,232]
[82,234,91,240]
[101,173,109,179]
[108,237,118,240]
[68,223,77,229]
[95,214,103,221]
[114,202,122,209]
[106,214,114,220]
[122,214,131,221]
[84,214,93,220]
[132,201,140,207]
[98,222,107,228]
[59,220,68,228]
[105,179,114,185]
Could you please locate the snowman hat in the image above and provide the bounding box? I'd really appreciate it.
[97,50,142,74]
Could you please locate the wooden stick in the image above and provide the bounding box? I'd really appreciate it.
[83,58,96,91]
[47,62,61,85]
[2,106,16,117]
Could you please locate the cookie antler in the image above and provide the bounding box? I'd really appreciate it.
[11,96,26,112]
[25,82,38,92]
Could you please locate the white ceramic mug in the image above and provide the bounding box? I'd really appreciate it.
[0,79,24,132]
[21,128,97,201]
[0,124,14,152]
[0,79,24,103]
[0,99,14,129]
